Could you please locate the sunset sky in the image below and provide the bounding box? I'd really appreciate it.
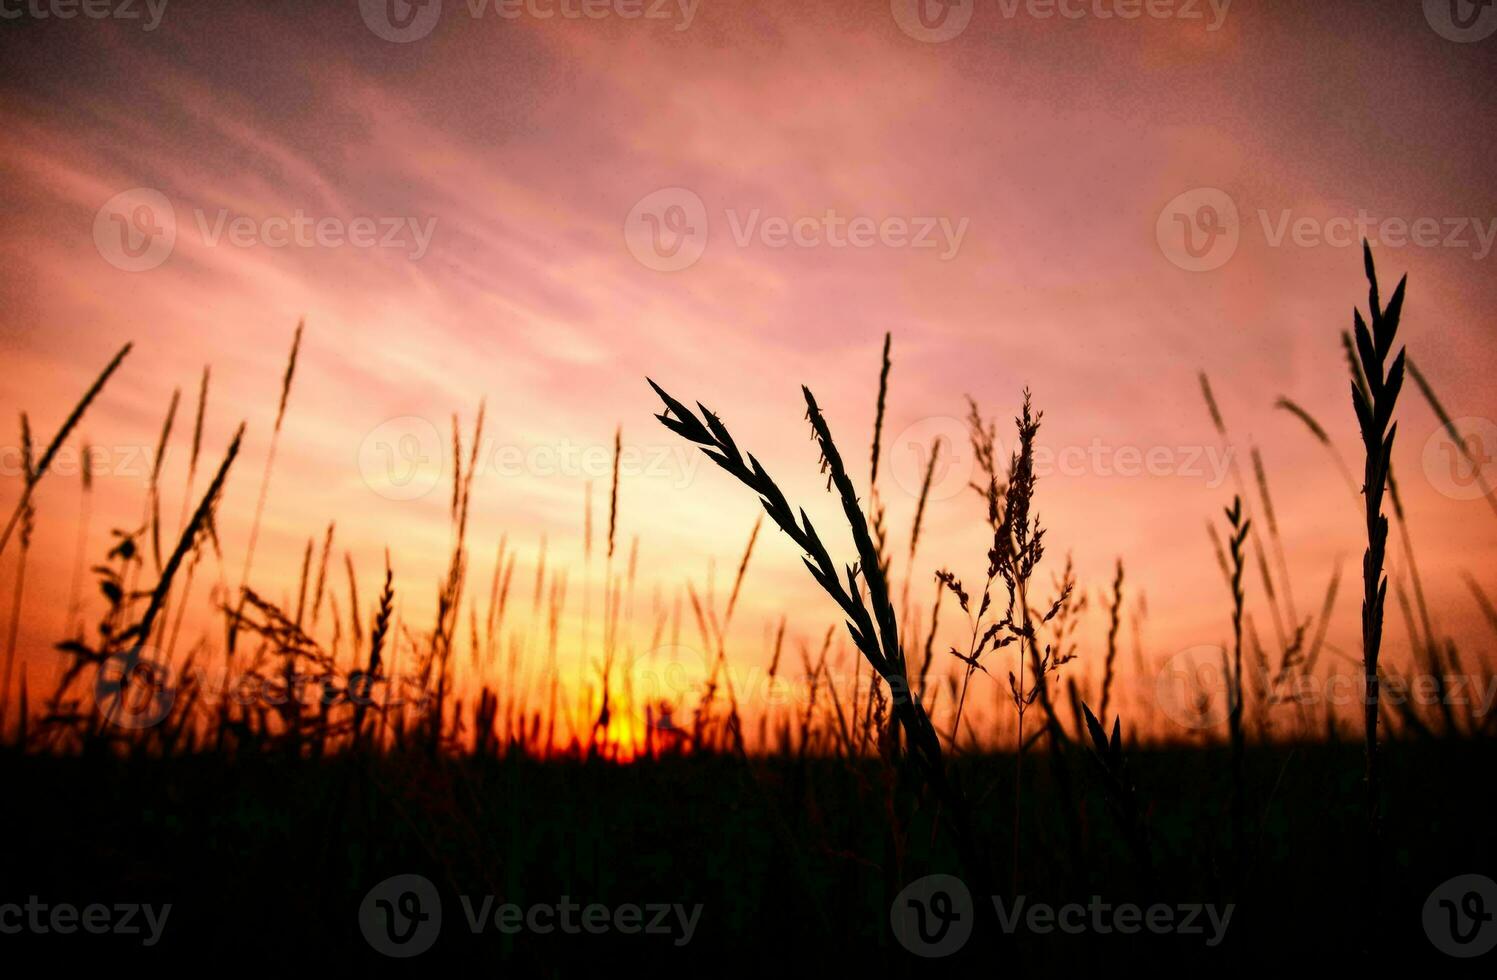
[2,0,1495,737]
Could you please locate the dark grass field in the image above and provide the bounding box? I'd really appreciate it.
[5,739,1494,971]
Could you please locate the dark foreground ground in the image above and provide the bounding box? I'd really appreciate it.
[3,739,1494,973]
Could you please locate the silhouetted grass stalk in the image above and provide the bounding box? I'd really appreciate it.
[1223,495,1250,865]
[230,323,301,653]
[649,376,993,906]
[0,415,35,737]
[1347,241,1406,898]
[0,343,131,560]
